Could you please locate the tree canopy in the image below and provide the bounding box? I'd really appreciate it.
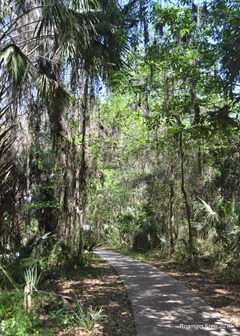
[0,0,240,271]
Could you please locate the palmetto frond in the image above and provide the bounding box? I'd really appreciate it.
[1,0,128,83]
[197,197,219,223]
[35,0,71,37]
[0,126,15,195]
[0,44,31,93]
[56,8,127,71]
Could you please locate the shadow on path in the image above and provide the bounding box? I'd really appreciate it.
[95,249,239,336]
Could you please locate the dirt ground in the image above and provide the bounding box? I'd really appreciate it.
[48,257,136,336]
[43,252,240,335]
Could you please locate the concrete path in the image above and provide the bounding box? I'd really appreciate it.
[95,249,239,336]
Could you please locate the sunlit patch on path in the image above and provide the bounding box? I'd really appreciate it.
[95,249,239,336]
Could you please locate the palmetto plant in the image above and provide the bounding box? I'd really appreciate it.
[21,257,42,287]
[71,302,105,331]
[20,257,42,311]
[195,196,240,259]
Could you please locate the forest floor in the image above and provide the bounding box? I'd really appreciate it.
[113,248,240,330]
[2,250,239,335]
[40,254,136,336]
[38,249,240,334]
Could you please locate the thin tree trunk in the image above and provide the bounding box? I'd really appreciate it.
[179,131,194,267]
[190,40,202,176]
[77,72,89,266]
[169,163,175,257]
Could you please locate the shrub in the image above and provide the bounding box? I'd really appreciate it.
[0,290,41,335]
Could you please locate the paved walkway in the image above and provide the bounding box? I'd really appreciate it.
[95,249,239,336]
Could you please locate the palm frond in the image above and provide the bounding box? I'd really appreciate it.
[54,9,102,61]
[0,125,14,144]
[23,264,42,289]
[20,258,42,290]
[0,125,15,193]
[35,0,70,37]
[0,44,30,93]
[41,1,129,70]
[0,158,14,182]
[0,263,19,290]
[197,197,219,222]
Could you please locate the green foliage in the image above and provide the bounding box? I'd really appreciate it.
[0,263,19,290]
[1,256,43,294]
[38,238,71,270]
[80,251,94,268]
[194,196,240,268]
[1,0,240,280]
[0,44,31,93]
[100,224,124,247]
[0,291,41,336]
[71,302,105,331]
[23,262,42,290]
[83,229,99,252]
[0,256,106,334]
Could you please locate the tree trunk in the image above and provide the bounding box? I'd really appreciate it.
[76,72,89,266]
[179,131,194,267]
[169,163,175,257]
